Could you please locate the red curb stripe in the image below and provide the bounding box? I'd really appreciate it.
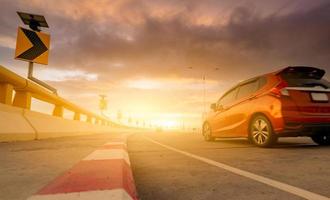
[37,159,137,199]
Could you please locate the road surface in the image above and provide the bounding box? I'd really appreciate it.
[0,131,329,200]
[128,132,330,200]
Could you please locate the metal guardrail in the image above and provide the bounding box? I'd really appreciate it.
[0,65,114,126]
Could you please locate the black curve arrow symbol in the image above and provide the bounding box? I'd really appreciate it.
[17,28,48,61]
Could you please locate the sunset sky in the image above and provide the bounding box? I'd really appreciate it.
[1,0,330,128]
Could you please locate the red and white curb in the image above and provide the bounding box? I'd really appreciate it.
[27,136,138,200]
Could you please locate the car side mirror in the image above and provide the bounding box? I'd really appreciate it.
[210,103,217,111]
[217,104,224,111]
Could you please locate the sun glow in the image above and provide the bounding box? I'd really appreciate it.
[151,119,179,129]
[126,79,162,89]
[105,110,192,130]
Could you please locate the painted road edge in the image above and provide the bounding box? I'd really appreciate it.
[27,135,138,200]
[145,136,329,200]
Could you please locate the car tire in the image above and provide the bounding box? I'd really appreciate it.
[203,122,215,141]
[311,133,330,146]
[249,115,277,147]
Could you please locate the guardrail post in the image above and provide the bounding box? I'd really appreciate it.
[53,105,63,117]
[74,112,80,121]
[0,83,13,105]
[13,91,31,109]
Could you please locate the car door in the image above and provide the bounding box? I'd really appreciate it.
[210,86,239,136]
[221,79,260,137]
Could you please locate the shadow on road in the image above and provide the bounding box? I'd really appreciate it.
[209,137,328,149]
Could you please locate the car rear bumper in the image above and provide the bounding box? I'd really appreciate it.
[277,116,330,136]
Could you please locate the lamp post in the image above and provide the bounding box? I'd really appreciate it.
[187,67,219,121]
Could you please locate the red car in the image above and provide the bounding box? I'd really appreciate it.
[203,66,330,147]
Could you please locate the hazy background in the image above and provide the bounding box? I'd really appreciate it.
[1,0,329,128]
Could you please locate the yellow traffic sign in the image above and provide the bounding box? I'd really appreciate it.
[15,27,50,65]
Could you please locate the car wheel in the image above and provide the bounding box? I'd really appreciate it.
[311,133,330,146]
[203,123,215,141]
[249,115,277,147]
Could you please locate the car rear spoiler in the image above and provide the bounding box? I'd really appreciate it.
[276,66,325,80]
[285,87,330,92]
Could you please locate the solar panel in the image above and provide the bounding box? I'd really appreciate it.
[17,11,49,31]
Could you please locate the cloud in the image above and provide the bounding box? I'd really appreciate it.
[122,77,218,90]
[46,0,330,81]
[0,35,16,49]
[34,68,98,82]
[1,0,330,126]
[1,0,329,80]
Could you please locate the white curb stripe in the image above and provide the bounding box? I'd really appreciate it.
[105,142,127,146]
[27,189,133,200]
[146,137,329,200]
[83,149,130,165]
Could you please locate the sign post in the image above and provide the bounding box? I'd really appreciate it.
[15,12,56,94]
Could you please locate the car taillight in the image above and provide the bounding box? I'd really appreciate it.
[270,79,289,97]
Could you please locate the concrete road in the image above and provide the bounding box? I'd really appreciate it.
[1,131,329,200]
[128,132,330,200]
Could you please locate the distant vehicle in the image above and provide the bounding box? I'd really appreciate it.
[203,66,330,147]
